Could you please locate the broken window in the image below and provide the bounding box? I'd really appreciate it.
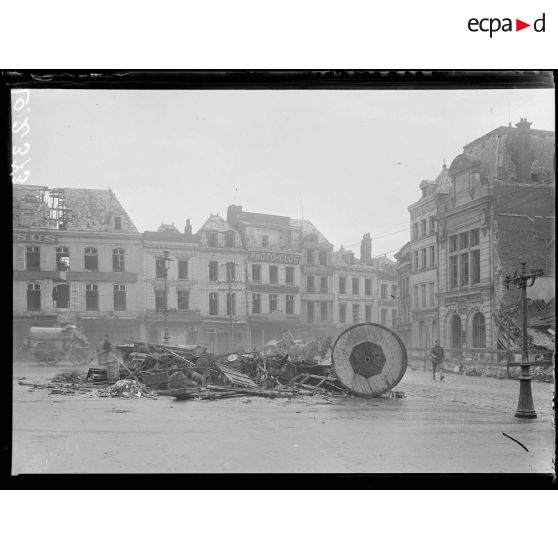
[285,266,294,284]
[339,276,346,294]
[113,249,125,272]
[269,294,278,312]
[286,295,294,314]
[114,216,122,230]
[178,260,189,280]
[177,289,190,310]
[252,293,261,314]
[320,276,328,293]
[320,302,328,321]
[53,283,69,308]
[86,284,99,311]
[26,246,40,270]
[252,264,261,282]
[208,261,218,282]
[27,283,41,311]
[365,278,371,296]
[269,265,278,284]
[56,246,70,271]
[449,256,458,289]
[208,232,218,247]
[114,284,127,310]
[227,292,237,315]
[209,293,219,316]
[84,247,98,271]
[352,277,359,295]
[365,305,372,322]
[339,304,346,323]
[155,289,166,312]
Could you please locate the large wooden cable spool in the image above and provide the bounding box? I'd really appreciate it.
[332,323,407,397]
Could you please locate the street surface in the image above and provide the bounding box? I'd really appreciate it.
[12,361,555,474]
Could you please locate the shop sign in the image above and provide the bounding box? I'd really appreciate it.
[15,232,58,244]
[248,250,301,264]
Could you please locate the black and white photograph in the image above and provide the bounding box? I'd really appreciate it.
[9,72,555,478]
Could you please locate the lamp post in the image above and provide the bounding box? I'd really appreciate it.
[158,250,173,344]
[504,262,544,419]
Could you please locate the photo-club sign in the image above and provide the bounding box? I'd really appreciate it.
[248,250,301,265]
[15,232,58,243]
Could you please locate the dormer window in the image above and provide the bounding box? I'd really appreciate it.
[114,216,122,230]
[208,231,218,247]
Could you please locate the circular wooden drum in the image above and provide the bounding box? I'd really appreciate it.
[332,323,407,397]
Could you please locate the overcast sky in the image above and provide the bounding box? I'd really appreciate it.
[15,87,554,258]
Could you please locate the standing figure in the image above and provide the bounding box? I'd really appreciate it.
[431,339,445,381]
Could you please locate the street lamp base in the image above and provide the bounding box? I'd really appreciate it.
[515,409,538,419]
[515,375,537,419]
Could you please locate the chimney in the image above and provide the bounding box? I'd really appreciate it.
[184,218,192,238]
[514,117,535,182]
[360,233,372,263]
[227,204,243,227]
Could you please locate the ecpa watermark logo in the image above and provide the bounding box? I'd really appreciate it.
[468,13,546,37]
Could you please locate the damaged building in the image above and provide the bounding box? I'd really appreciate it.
[13,186,143,354]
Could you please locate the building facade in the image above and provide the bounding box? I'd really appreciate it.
[394,242,412,346]
[13,186,143,353]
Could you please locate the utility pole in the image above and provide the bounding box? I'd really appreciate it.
[158,250,173,345]
[505,262,544,419]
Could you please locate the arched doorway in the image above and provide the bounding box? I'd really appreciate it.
[472,312,486,348]
[451,314,462,351]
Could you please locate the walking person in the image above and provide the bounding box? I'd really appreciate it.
[431,339,445,381]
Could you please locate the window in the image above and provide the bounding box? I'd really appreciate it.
[460,253,469,286]
[26,246,40,270]
[56,246,70,271]
[225,232,234,248]
[286,295,294,314]
[429,282,435,306]
[252,293,261,314]
[459,232,469,250]
[381,284,387,300]
[53,283,69,308]
[472,313,486,348]
[178,260,189,279]
[412,222,419,240]
[209,292,218,315]
[208,261,218,281]
[365,278,372,296]
[471,250,480,284]
[380,308,387,325]
[114,216,122,230]
[339,304,347,323]
[285,266,294,285]
[177,289,190,310]
[84,247,98,271]
[365,305,372,322]
[429,245,435,268]
[226,262,236,281]
[413,251,419,271]
[470,228,480,247]
[27,283,41,311]
[352,277,359,295]
[352,304,360,323]
[318,251,327,265]
[269,265,278,284]
[391,284,396,299]
[429,215,435,233]
[262,235,269,248]
[113,249,125,272]
[421,284,426,307]
[339,276,346,294]
[421,248,427,269]
[306,249,314,264]
[450,255,458,289]
[320,302,328,321]
[307,275,315,292]
[208,232,218,247]
[449,235,458,253]
[86,284,99,311]
[320,276,328,293]
[269,294,278,313]
[227,292,237,315]
[113,284,126,310]
[392,309,397,325]
[155,289,166,312]
[413,285,419,308]
[252,264,261,281]
[421,219,427,237]
[307,301,315,322]
[155,257,167,278]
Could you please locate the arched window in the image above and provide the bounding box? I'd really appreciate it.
[472,313,486,348]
